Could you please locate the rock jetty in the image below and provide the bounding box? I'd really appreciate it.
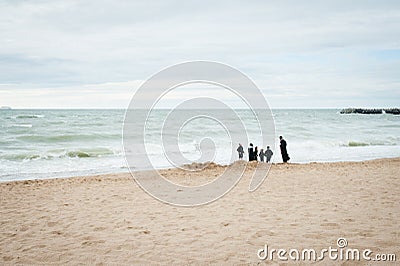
[384,108,400,115]
[340,108,399,115]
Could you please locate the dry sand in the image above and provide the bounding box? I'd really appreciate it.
[1,158,399,265]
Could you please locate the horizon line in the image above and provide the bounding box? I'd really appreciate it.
[1,107,398,110]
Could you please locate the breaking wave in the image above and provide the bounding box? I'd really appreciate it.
[16,114,44,119]
[1,148,118,161]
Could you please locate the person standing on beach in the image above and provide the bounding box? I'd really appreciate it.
[259,148,265,162]
[237,143,244,160]
[279,136,290,163]
[254,146,259,161]
[265,146,273,163]
[248,143,254,161]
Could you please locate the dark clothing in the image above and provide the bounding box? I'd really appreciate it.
[259,151,265,162]
[265,149,273,163]
[254,148,258,161]
[280,139,290,163]
[237,145,244,159]
[248,147,254,161]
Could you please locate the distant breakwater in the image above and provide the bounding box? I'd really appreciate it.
[340,108,400,115]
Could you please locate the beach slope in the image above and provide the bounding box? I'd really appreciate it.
[1,158,399,264]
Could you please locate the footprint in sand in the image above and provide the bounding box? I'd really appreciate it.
[2,256,13,262]
[81,239,106,246]
[303,233,324,239]
[51,230,62,235]
[320,222,339,227]
[47,221,58,227]
[251,229,276,238]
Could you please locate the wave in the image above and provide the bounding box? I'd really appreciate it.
[286,125,310,132]
[11,124,33,128]
[1,148,118,161]
[380,124,400,129]
[67,151,91,158]
[16,115,44,119]
[16,133,120,142]
[345,141,398,147]
[348,141,369,147]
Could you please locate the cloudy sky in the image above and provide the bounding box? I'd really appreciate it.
[0,0,399,108]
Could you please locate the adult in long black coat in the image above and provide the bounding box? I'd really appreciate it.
[279,136,290,163]
[248,143,254,161]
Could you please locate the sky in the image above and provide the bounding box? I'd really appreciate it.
[0,0,399,108]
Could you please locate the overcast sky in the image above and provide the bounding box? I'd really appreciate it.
[0,0,399,108]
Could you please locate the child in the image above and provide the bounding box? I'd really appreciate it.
[259,149,265,162]
[237,143,244,159]
[265,146,273,163]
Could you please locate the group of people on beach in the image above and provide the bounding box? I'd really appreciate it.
[236,136,290,163]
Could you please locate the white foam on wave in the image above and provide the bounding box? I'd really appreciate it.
[12,124,33,128]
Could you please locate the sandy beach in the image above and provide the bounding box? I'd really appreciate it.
[1,158,399,264]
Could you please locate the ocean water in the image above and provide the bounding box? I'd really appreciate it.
[0,109,399,181]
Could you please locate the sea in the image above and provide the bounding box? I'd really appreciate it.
[0,109,399,182]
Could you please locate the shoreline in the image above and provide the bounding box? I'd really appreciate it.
[1,156,399,184]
